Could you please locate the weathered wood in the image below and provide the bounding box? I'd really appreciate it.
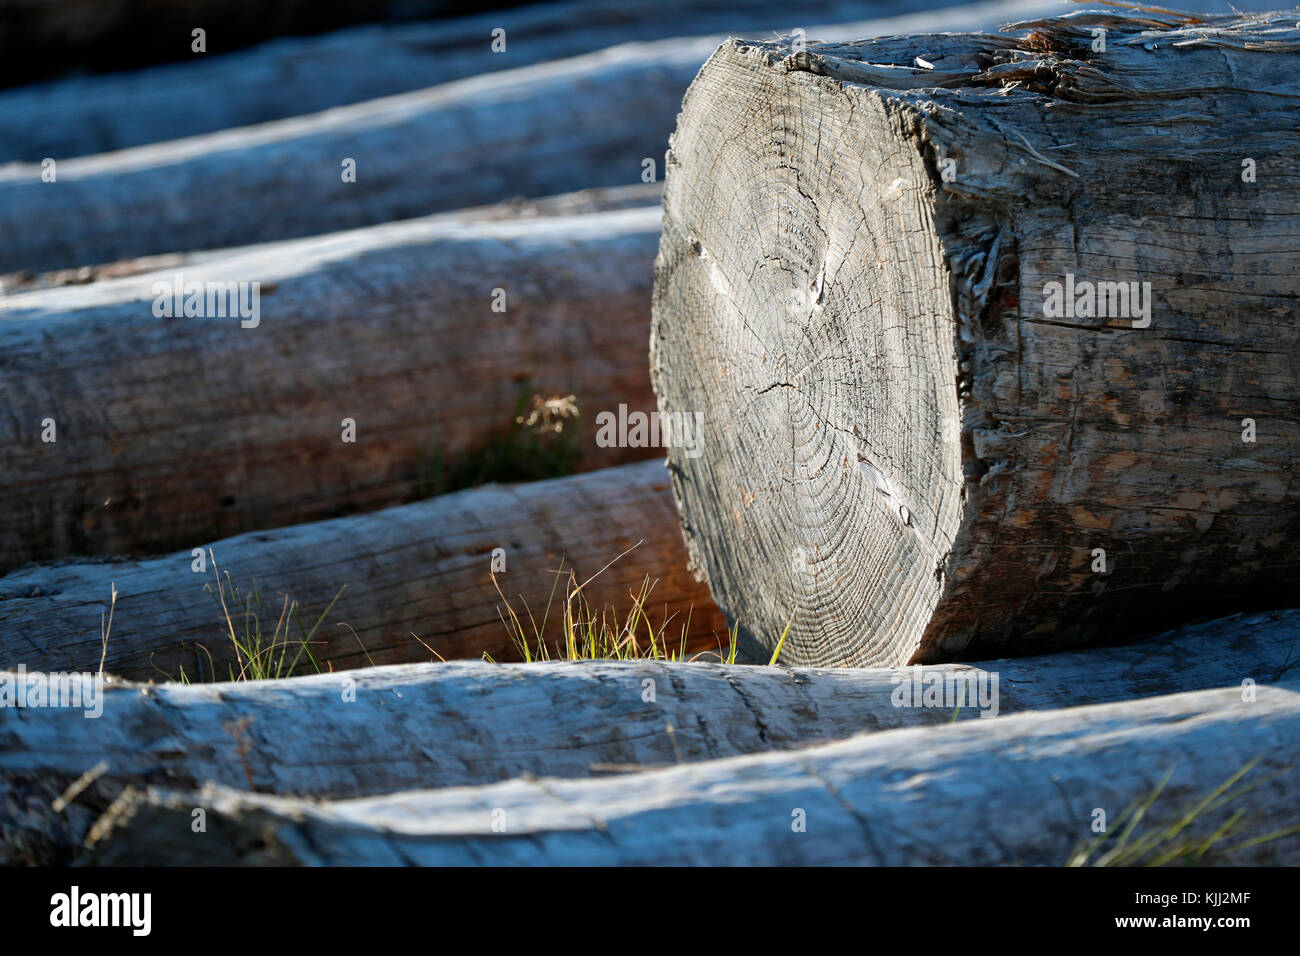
[3,608,1294,864]
[0,460,729,681]
[0,182,662,295]
[0,0,940,161]
[80,676,1300,864]
[0,206,667,570]
[0,0,450,89]
[0,0,1065,272]
[651,11,1300,667]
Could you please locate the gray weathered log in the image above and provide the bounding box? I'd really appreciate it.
[0,0,1064,272]
[0,460,729,682]
[3,607,1294,863]
[0,0,942,161]
[0,0,449,89]
[0,182,661,295]
[651,11,1300,668]
[0,206,666,571]
[81,676,1300,864]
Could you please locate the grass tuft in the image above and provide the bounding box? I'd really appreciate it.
[489,542,782,666]
[1068,758,1300,866]
[144,551,354,683]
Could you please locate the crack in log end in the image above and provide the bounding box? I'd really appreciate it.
[651,42,967,668]
[652,12,1300,667]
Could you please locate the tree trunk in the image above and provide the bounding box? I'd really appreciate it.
[1,182,662,294]
[0,0,951,161]
[3,607,1293,863]
[80,677,1300,865]
[0,0,450,90]
[0,206,665,571]
[0,0,1062,272]
[0,460,728,681]
[651,11,1300,668]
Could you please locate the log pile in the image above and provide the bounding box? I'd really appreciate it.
[3,6,1297,868]
[81,677,1300,865]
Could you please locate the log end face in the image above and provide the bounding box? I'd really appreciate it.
[652,43,969,668]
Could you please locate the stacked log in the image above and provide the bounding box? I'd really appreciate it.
[0,206,662,570]
[81,676,1300,865]
[0,0,947,160]
[0,460,727,680]
[650,11,1300,667]
[0,0,1064,272]
[7,608,1294,864]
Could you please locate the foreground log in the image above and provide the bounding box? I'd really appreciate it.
[0,0,940,161]
[0,460,728,681]
[0,0,1062,272]
[651,12,1300,667]
[0,206,665,571]
[82,677,1300,864]
[3,607,1293,863]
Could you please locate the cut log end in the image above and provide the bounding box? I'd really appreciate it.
[653,41,962,667]
[651,17,1300,667]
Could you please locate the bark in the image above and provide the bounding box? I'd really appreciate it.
[0,0,947,161]
[0,0,1063,272]
[2,608,1293,864]
[650,11,1300,667]
[0,0,449,89]
[0,460,728,682]
[0,182,662,295]
[79,676,1300,865]
[0,206,665,571]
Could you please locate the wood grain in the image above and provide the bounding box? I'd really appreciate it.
[0,0,1064,272]
[0,460,729,681]
[4,607,1294,863]
[81,676,1300,865]
[651,11,1300,667]
[0,206,663,570]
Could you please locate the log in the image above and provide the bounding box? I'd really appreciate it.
[3,608,1294,864]
[0,0,1065,272]
[0,460,729,681]
[650,11,1300,668]
[80,676,1300,865]
[0,206,665,571]
[0,0,450,89]
[0,182,662,295]
[0,0,944,161]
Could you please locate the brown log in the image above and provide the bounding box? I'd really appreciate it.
[0,460,729,682]
[650,11,1300,667]
[0,205,663,571]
